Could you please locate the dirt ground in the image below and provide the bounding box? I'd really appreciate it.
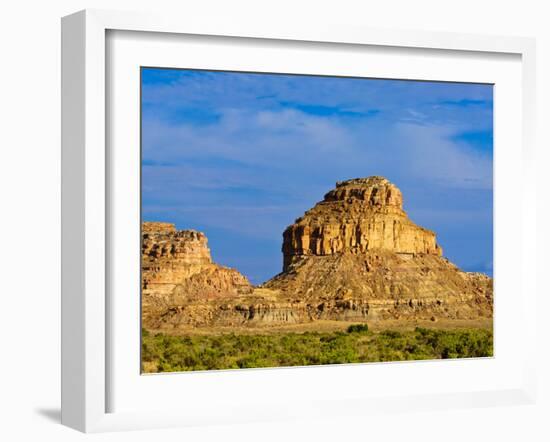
[147,317,493,336]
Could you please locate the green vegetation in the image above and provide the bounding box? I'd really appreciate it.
[346,323,369,333]
[141,326,493,373]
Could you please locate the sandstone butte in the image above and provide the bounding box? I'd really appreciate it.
[141,177,493,330]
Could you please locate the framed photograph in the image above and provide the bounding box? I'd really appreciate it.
[61,9,538,432]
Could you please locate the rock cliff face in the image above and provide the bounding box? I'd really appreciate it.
[264,177,491,323]
[141,222,252,328]
[142,223,212,296]
[282,177,441,271]
[142,177,493,330]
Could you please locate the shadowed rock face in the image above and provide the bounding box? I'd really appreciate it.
[141,177,492,330]
[282,177,441,271]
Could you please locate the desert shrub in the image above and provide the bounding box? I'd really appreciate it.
[412,327,493,359]
[141,326,493,372]
[380,330,402,339]
[346,323,369,333]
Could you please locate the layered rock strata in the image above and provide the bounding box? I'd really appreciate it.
[141,222,253,328]
[142,177,493,330]
[282,177,441,271]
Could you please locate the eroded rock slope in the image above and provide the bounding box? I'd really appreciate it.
[142,177,493,330]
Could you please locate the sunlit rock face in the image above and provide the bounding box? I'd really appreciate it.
[282,177,442,272]
[141,222,253,327]
[141,178,492,330]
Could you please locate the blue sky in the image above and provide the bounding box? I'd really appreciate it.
[141,68,493,283]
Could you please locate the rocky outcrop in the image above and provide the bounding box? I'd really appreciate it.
[282,177,441,271]
[142,177,492,330]
[142,221,176,234]
[141,222,252,328]
[142,225,212,296]
[264,177,491,323]
[263,251,492,322]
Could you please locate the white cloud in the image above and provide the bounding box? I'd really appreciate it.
[142,107,493,248]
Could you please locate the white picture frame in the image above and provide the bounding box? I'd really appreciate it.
[61,9,538,433]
